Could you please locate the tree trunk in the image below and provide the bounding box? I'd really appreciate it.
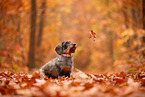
[143,0,145,43]
[143,0,145,29]
[17,16,23,46]
[122,5,129,29]
[108,34,114,66]
[131,7,137,28]
[28,0,36,68]
[105,0,114,66]
[37,0,46,47]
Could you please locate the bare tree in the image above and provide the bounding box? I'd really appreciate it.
[28,0,36,68]
[143,0,145,43]
[143,0,145,29]
[37,0,46,47]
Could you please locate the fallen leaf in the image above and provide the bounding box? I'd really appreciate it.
[127,78,140,88]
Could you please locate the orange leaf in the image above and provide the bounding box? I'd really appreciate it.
[89,30,96,41]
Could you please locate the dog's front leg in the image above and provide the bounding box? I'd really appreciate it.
[65,72,71,77]
[39,69,47,79]
[57,69,63,78]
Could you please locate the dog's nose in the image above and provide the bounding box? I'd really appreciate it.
[72,43,76,46]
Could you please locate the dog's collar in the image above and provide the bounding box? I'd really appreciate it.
[61,54,72,57]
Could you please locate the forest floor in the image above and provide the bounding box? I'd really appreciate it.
[0,68,145,97]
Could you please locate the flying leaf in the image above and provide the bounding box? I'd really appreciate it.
[89,30,96,41]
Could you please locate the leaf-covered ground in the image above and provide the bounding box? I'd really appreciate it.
[0,69,145,97]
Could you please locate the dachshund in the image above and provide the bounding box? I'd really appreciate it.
[39,41,77,78]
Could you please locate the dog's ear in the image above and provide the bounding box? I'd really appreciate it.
[55,43,63,55]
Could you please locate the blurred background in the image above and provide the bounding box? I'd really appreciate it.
[0,0,145,74]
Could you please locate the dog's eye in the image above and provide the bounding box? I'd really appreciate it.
[64,43,69,49]
[65,41,70,44]
[64,45,67,49]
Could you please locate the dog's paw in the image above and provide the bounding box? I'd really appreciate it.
[39,69,46,79]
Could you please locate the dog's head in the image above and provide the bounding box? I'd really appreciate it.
[55,41,77,55]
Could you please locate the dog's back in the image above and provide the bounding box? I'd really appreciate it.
[40,57,59,78]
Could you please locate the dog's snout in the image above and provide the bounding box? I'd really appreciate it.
[72,43,76,46]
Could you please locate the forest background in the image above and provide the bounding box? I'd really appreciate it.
[0,0,145,74]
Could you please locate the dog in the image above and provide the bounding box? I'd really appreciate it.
[39,41,77,78]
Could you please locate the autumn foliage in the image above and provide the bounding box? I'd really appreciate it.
[0,0,144,72]
[0,0,145,96]
[0,69,145,96]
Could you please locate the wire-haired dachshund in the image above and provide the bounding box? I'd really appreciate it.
[39,41,77,78]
